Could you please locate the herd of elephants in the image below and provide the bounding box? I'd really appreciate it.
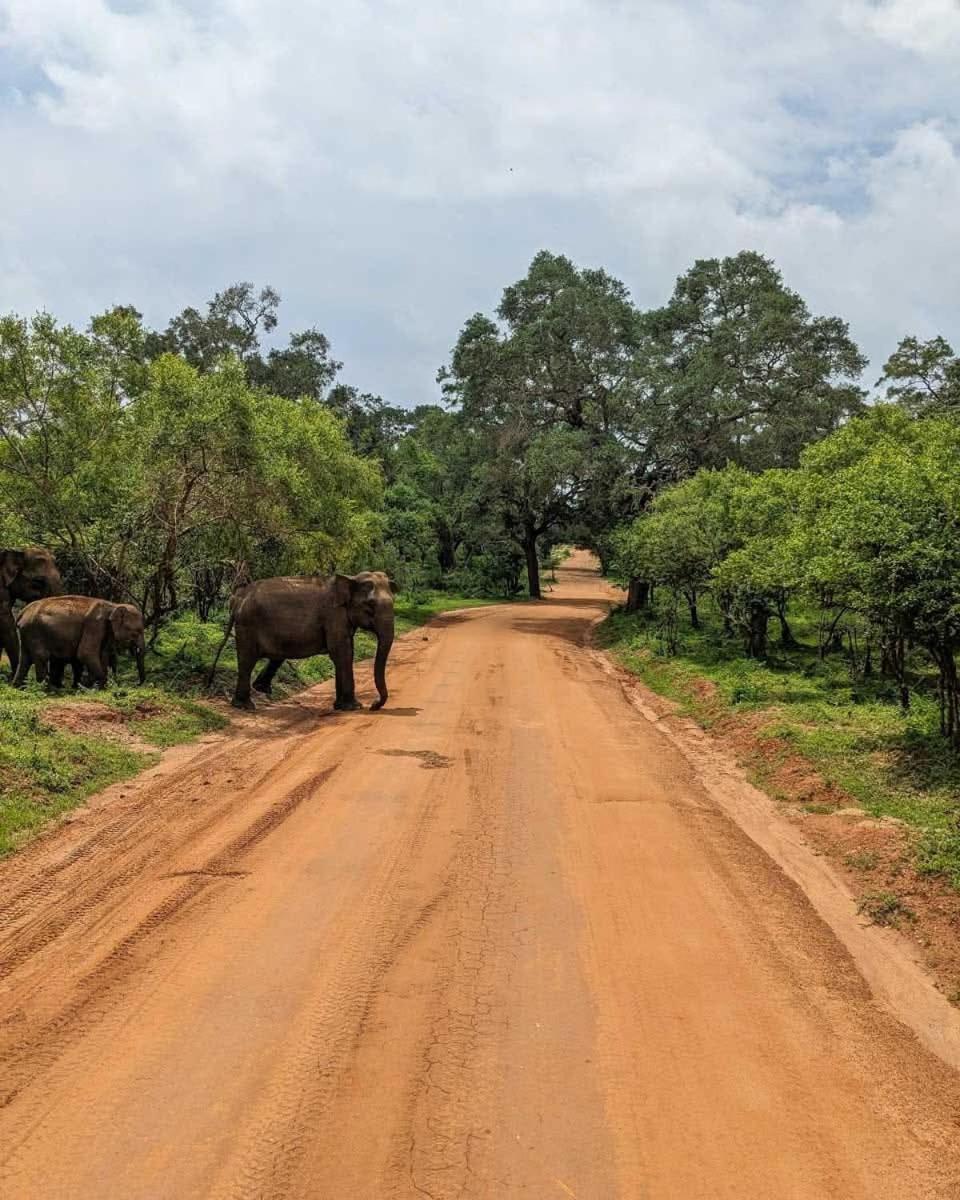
[0,546,398,712]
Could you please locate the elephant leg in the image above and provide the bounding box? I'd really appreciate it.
[71,658,85,689]
[78,648,108,690]
[48,658,66,690]
[33,652,50,686]
[0,605,19,678]
[12,646,33,688]
[253,658,284,695]
[332,640,361,712]
[233,632,257,710]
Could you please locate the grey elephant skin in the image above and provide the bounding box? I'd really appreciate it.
[209,572,397,711]
[15,597,147,689]
[0,547,62,677]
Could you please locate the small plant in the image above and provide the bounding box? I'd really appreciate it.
[857,891,914,927]
[844,850,878,871]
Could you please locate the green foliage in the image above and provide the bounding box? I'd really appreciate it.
[0,679,222,856]
[879,335,960,417]
[857,892,915,927]
[440,251,649,596]
[0,308,383,622]
[639,251,866,474]
[599,598,960,889]
[610,405,960,738]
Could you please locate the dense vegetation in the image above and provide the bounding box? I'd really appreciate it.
[0,250,872,617]
[3,248,960,859]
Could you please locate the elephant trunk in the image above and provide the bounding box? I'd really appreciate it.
[134,638,146,684]
[371,625,394,710]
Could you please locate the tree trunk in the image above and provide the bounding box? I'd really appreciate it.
[775,592,799,649]
[523,534,541,600]
[437,527,456,574]
[686,590,700,630]
[625,578,649,613]
[932,644,960,747]
[880,634,909,711]
[745,601,769,659]
[715,588,734,637]
[819,608,847,658]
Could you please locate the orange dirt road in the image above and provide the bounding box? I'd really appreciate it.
[2,553,960,1199]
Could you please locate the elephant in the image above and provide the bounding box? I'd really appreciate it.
[207,572,397,712]
[14,597,147,689]
[0,546,62,678]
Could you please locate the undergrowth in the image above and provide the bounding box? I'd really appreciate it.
[597,598,960,891]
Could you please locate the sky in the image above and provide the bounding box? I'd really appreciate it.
[1,0,959,406]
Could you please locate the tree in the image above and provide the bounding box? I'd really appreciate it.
[0,310,139,591]
[613,467,749,642]
[716,469,806,651]
[794,409,960,740]
[638,251,867,474]
[325,385,411,471]
[249,328,342,402]
[879,335,960,417]
[440,252,646,595]
[473,424,586,599]
[148,283,280,370]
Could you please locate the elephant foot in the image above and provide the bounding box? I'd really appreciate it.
[252,682,272,696]
[334,698,363,712]
[232,696,256,711]
[370,698,386,711]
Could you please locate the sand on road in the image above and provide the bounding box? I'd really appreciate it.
[2,552,960,1199]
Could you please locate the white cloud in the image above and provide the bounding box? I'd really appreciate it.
[842,0,960,55]
[0,0,958,403]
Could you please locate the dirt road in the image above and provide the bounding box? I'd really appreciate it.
[2,553,960,1199]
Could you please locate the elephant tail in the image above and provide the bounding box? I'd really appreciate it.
[205,609,237,692]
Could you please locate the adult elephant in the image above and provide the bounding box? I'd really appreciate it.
[0,547,62,677]
[207,572,397,712]
[14,597,147,689]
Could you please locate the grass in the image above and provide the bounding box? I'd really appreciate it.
[597,598,960,890]
[0,589,503,856]
[0,681,223,854]
[857,891,915,927]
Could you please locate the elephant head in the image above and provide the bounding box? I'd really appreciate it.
[0,547,62,604]
[335,571,398,710]
[109,603,147,684]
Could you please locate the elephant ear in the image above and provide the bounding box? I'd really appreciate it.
[332,574,355,606]
[78,601,112,661]
[109,605,130,641]
[0,550,25,589]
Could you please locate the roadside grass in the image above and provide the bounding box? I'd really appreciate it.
[597,600,960,891]
[857,891,916,927]
[0,590,503,856]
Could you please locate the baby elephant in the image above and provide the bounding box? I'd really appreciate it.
[15,596,147,689]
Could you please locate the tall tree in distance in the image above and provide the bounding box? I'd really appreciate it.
[148,283,281,371]
[440,252,647,595]
[638,251,867,474]
[879,335,960,416]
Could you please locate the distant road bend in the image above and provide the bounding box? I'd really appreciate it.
[2,552,960,1198]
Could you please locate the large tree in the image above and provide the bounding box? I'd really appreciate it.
[638,251,867,474]
[879,335,960,417]
[440,252,646,595]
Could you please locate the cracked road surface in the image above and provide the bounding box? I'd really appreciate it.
[2,553,960,1198]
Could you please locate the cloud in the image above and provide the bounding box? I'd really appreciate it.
[842,0,960,55]
[0,0,958,404]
